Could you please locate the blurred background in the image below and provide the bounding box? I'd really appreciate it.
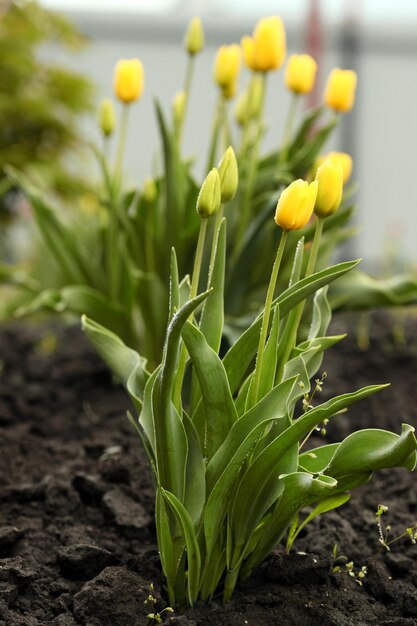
[3,0,417,268]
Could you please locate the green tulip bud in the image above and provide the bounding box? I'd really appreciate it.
[217,146,238,203]
[196,168,221,219]
[143,177,157,204]
[184,16,204,56]
[98,98,116,137]
[172,90,187,129]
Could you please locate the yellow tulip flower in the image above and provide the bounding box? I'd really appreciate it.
[317,151,353,184]
[241,16,286,73]
[314,158,343,218]
[113,59,144,104]
[197,168,221,219]
[184,16,204,56]
[324,68,357,113]
[285,54,317,95]
[214,44,241,98]
[275,179,318,231]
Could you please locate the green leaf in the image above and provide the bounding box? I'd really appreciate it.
[182,321,237,460]
[203,377,298,557]
[223,260,360,394]
[199,218,226,354]
[82,314,148,401]
[286,493,351,551]
[162,489,201,607]
[330,270,417,311]
[256,304,280,399]
[155,488,177,604]
[241,473,338,575]
[182,411,206,526]
[227,385,387,549]
[153,289,210,500]
[326,424,417,477]
[169,247,180,323]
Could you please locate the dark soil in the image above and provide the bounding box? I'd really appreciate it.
[0,312,416,626]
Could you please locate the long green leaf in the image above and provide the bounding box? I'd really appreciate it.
[183,321,237,460]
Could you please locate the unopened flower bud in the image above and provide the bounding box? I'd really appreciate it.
[314,158,343,218]
[143,177,157,204]
[172,90,187,128]
[324,68,357,113]
[275,179,318,231]
[217,146,238,203]
[234,91,249,127]
[241,16,286,73]
[285,54,317,95]
[196,168,221,218]
[98,98,116,137]
[113,58,144,104]
[184,16,204,56]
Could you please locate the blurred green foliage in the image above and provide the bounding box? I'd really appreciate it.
[0,0,93,214]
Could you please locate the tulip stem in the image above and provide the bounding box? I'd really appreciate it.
[277,94,299,171]
[173,218,208,410]
[233,73,267,262]
[207,204,224,288]
[177,55,195,146]
[276,217,324,383]
[206,93,226,172]
[251,230,288,406]
[114,104,129,181]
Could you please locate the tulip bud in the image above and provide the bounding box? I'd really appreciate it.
[214,44,241,99]
[241,16,286,73]
[196,168,221,219]
[98,98,116,137]
[316,151,353,184]
[143,177,157,204]
[285,54,317,95]
[324,68,357,113]
[275,179,318,231]
[217,146,238,203]
[314,158,343,218]
[234,91,249,127]
[172,90,187,129]
[113,58,144,104]
[184,16,204,56]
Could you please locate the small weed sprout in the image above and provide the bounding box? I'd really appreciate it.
[332,544,367,586]
[144,583,174,624]
[375,504,417,551]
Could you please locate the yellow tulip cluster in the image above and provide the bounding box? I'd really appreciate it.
[275,158,344,231]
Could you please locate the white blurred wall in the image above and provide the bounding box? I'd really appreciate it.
[46,8,417,269]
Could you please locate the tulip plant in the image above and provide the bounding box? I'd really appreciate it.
[82,156,417,608]
[2,14,417,367]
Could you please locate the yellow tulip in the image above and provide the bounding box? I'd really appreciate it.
[317,151,352,184]
[275,179,318,231]
[241,16,286,73]
[184,16,204,56]
[113,59,144,104]
[214,44,241,98]
[285,54,317,95]
[314,158,343,218]
[324,68,357,113]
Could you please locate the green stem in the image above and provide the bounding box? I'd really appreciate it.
[250,230,288,406]
[223,567,240,604]
[114,104,129,180]
[145,201,155,274]
[173,218,208,409]
[176,55,195,146]
[206,93,226,172]
[206,204,224,288]
[276,217,324,382]
[233,73,267,261]
[277,93,299,170]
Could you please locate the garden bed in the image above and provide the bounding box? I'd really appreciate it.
[0,314,416,626]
